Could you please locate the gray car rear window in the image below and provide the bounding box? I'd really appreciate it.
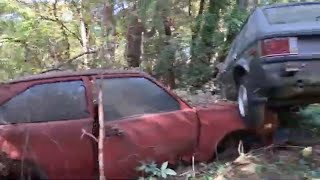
[263,4,320,24]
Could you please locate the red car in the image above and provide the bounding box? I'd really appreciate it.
[0,69,277,179]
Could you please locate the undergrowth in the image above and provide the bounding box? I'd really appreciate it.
[300,104,320,135]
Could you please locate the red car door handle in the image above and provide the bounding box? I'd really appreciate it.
[105,126,124,137]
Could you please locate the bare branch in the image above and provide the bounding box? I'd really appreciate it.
[81,129,98,142]
[45,49,98,70]
[0,37,42,50]
[39,15,83,46]
[0,37,26,44]
[14,0,34,8]
[66,49,98,63]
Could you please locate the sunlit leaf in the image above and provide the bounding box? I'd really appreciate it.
[165,168,177,176]
[161,161,168,171]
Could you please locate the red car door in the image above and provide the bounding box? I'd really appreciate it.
[93,76,199,179]
[0,77,96,179]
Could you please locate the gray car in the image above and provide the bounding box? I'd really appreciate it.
[217,2,320,128]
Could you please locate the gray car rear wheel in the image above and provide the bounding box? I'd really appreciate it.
[237,76,265,128]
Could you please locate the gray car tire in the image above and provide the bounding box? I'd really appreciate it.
[237,75,265,128]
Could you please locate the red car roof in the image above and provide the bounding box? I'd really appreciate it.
[3,69,149,84]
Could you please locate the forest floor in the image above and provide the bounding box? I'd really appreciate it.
[173,145,320,180]
[171,88,320,180]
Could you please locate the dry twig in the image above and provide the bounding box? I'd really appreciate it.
[81,129,98,143]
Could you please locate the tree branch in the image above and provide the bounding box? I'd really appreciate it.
[55,49,98,69]
[66,50,98,63]
[0,37,26,44]
[41,49,98,72]
[188,0,192,16]
[39,15,83,46]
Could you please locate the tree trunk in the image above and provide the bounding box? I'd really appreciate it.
[191,0,225,64]
[125,13,155,68]
[200,0,225,63]
[125,16,144,67]
[247,0,259,11]
[190,0,205,63]
[238,0,259,11]
[78,0,89,69]
[213,1,252,78]
[102,0,116,64]
[237,0,248,10]
[53,0,70,61]
[188,0,227,86]
[163,17,176,89]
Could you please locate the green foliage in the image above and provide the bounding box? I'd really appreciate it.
[136,161,177,180]
[299,104,320,134]
[0,0,254,85]
[0,0,307,88]
[300,105,320,126]
[224,5,249,38]
[0,0,81,80]
[185,62,213,88]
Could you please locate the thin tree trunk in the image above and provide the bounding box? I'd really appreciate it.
[53,0,70,60]
[192,0,225,64]
[238,0,259,11]
[102,0,116,64]
[190,0,205,63]
[125,16,143,67]
[200,0,225,63]
[189,0,227,87]
[98,86,105,180]
[78,0,89,68]
[125,16,155,68]
[140,31,144,64]
[164,18,176,89]
[191,0,205,41]
[248,0,259,11]
[237,0,248,10]
[188,0,192,16]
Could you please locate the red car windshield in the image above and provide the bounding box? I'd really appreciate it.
[263,3,320,24]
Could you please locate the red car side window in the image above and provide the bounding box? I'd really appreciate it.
[96,77,181,121]
[0,81,89,124]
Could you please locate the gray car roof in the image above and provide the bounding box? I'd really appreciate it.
[232,1,320,56]
[262,1,320,9]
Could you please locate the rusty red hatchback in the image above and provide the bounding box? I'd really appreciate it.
[0,69,273,179]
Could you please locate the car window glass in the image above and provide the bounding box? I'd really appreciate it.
[0,81,89,124]
[96,77,181,121]
[263,4,320,24]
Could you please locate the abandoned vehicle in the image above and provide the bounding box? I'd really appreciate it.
[0,69,277,179]
[217,2,320,128]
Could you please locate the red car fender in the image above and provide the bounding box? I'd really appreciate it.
[193,102,246,162]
